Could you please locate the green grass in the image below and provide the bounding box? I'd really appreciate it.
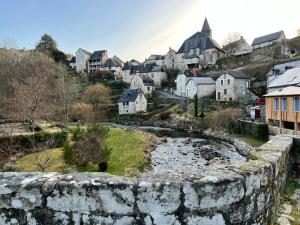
[16,127,151,176]
[233,134,267,147]
[105,128,151,176]
[16,148,66,173]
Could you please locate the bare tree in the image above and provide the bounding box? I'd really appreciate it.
[0,49,77,129]
[85,84,112,122]
[57,66,81,126]
[222,32,241,46]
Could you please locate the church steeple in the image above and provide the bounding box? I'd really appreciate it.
[201,17,212,37]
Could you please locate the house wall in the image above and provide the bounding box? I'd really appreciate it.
[141,72,167,87]
[176,74,188,97]
[118,93,147,115]
[197,83,216,99]
[0,135,294,225]
[216,74,250,101]
[186,80,197,99]
[266,95,300,131]
[118,102,136,115]
[75,50,90,73]
[203,48,223,66]
[130,76,154,95]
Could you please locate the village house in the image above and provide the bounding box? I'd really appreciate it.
[102,55,124,79]
[266,60,300,84]
[251,31,286,49]
[176,73,190,97]
[130,64,167,87]
[75,48,91,73]
[145,54,165,67]
[87,50,109,74]
[185,76,216,99]
[223,36,252,57]
[130,75,155,96]
[268,67,300,93]
[216,71,255,101]
[118,89,147,115]
[264,86,300,133]
[121,59,142,84]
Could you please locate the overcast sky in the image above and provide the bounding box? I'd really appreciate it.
[0,0,299,61]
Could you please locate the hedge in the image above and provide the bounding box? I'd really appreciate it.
[0,130,68,152]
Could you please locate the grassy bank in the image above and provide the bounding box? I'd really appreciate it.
[233,134,267,147]
[16,127,152,176]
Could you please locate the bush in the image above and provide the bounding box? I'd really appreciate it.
[0,130,68,152]
[71,125,110,167]
[159,112,171,120]
[208,108,244,132]
[63,141,74,165]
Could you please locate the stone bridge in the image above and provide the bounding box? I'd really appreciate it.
[0,135,296,225]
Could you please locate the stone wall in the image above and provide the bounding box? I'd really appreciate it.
[0,135,294,225]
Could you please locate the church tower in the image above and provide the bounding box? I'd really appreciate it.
[201,17,212,37]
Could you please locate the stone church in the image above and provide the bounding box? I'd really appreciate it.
[145,18,224,72]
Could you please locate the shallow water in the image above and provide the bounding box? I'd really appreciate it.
[106,123,247,173]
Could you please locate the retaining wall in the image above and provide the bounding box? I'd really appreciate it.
[0,135,294,225]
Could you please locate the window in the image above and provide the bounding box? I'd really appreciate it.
[282,98,287,111]
[227,79,230,85]
[224,89,227,95]
[294,97,299,112]
[274,98,279,111]
[147,87,150,91]
[221,80,223,86]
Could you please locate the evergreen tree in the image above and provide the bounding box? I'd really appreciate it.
[36,34,57,52]
[194,94,198,117]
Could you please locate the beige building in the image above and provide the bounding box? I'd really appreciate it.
[264,86,300,133]
[216,71,255,102]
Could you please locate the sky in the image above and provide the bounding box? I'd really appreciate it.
[0,0,299,61]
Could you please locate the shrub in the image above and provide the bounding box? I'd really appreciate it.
[72,125,110,167]
[63,141,74,165]
[199,112,205,118]
[159,112,171,120]
[208,108,244,132]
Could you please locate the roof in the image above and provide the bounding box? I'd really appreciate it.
[187,76,216,85]
[147,54,165,61]
[131,64,153,74]
[140,75,154,86]
[201,18,211,34]
[103,56,124,68]
[118,89,141,103]
[221,70,249,79]
[89,50,107,61]
[266,60,300,77]
[151,66,165,72]
[268,68,300,88]
[264,86,300,97]
[251,31,285,46]
[222,37,252,55]
[76,48,91,55]
[178,34,222,54]
[177,18,222,54]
